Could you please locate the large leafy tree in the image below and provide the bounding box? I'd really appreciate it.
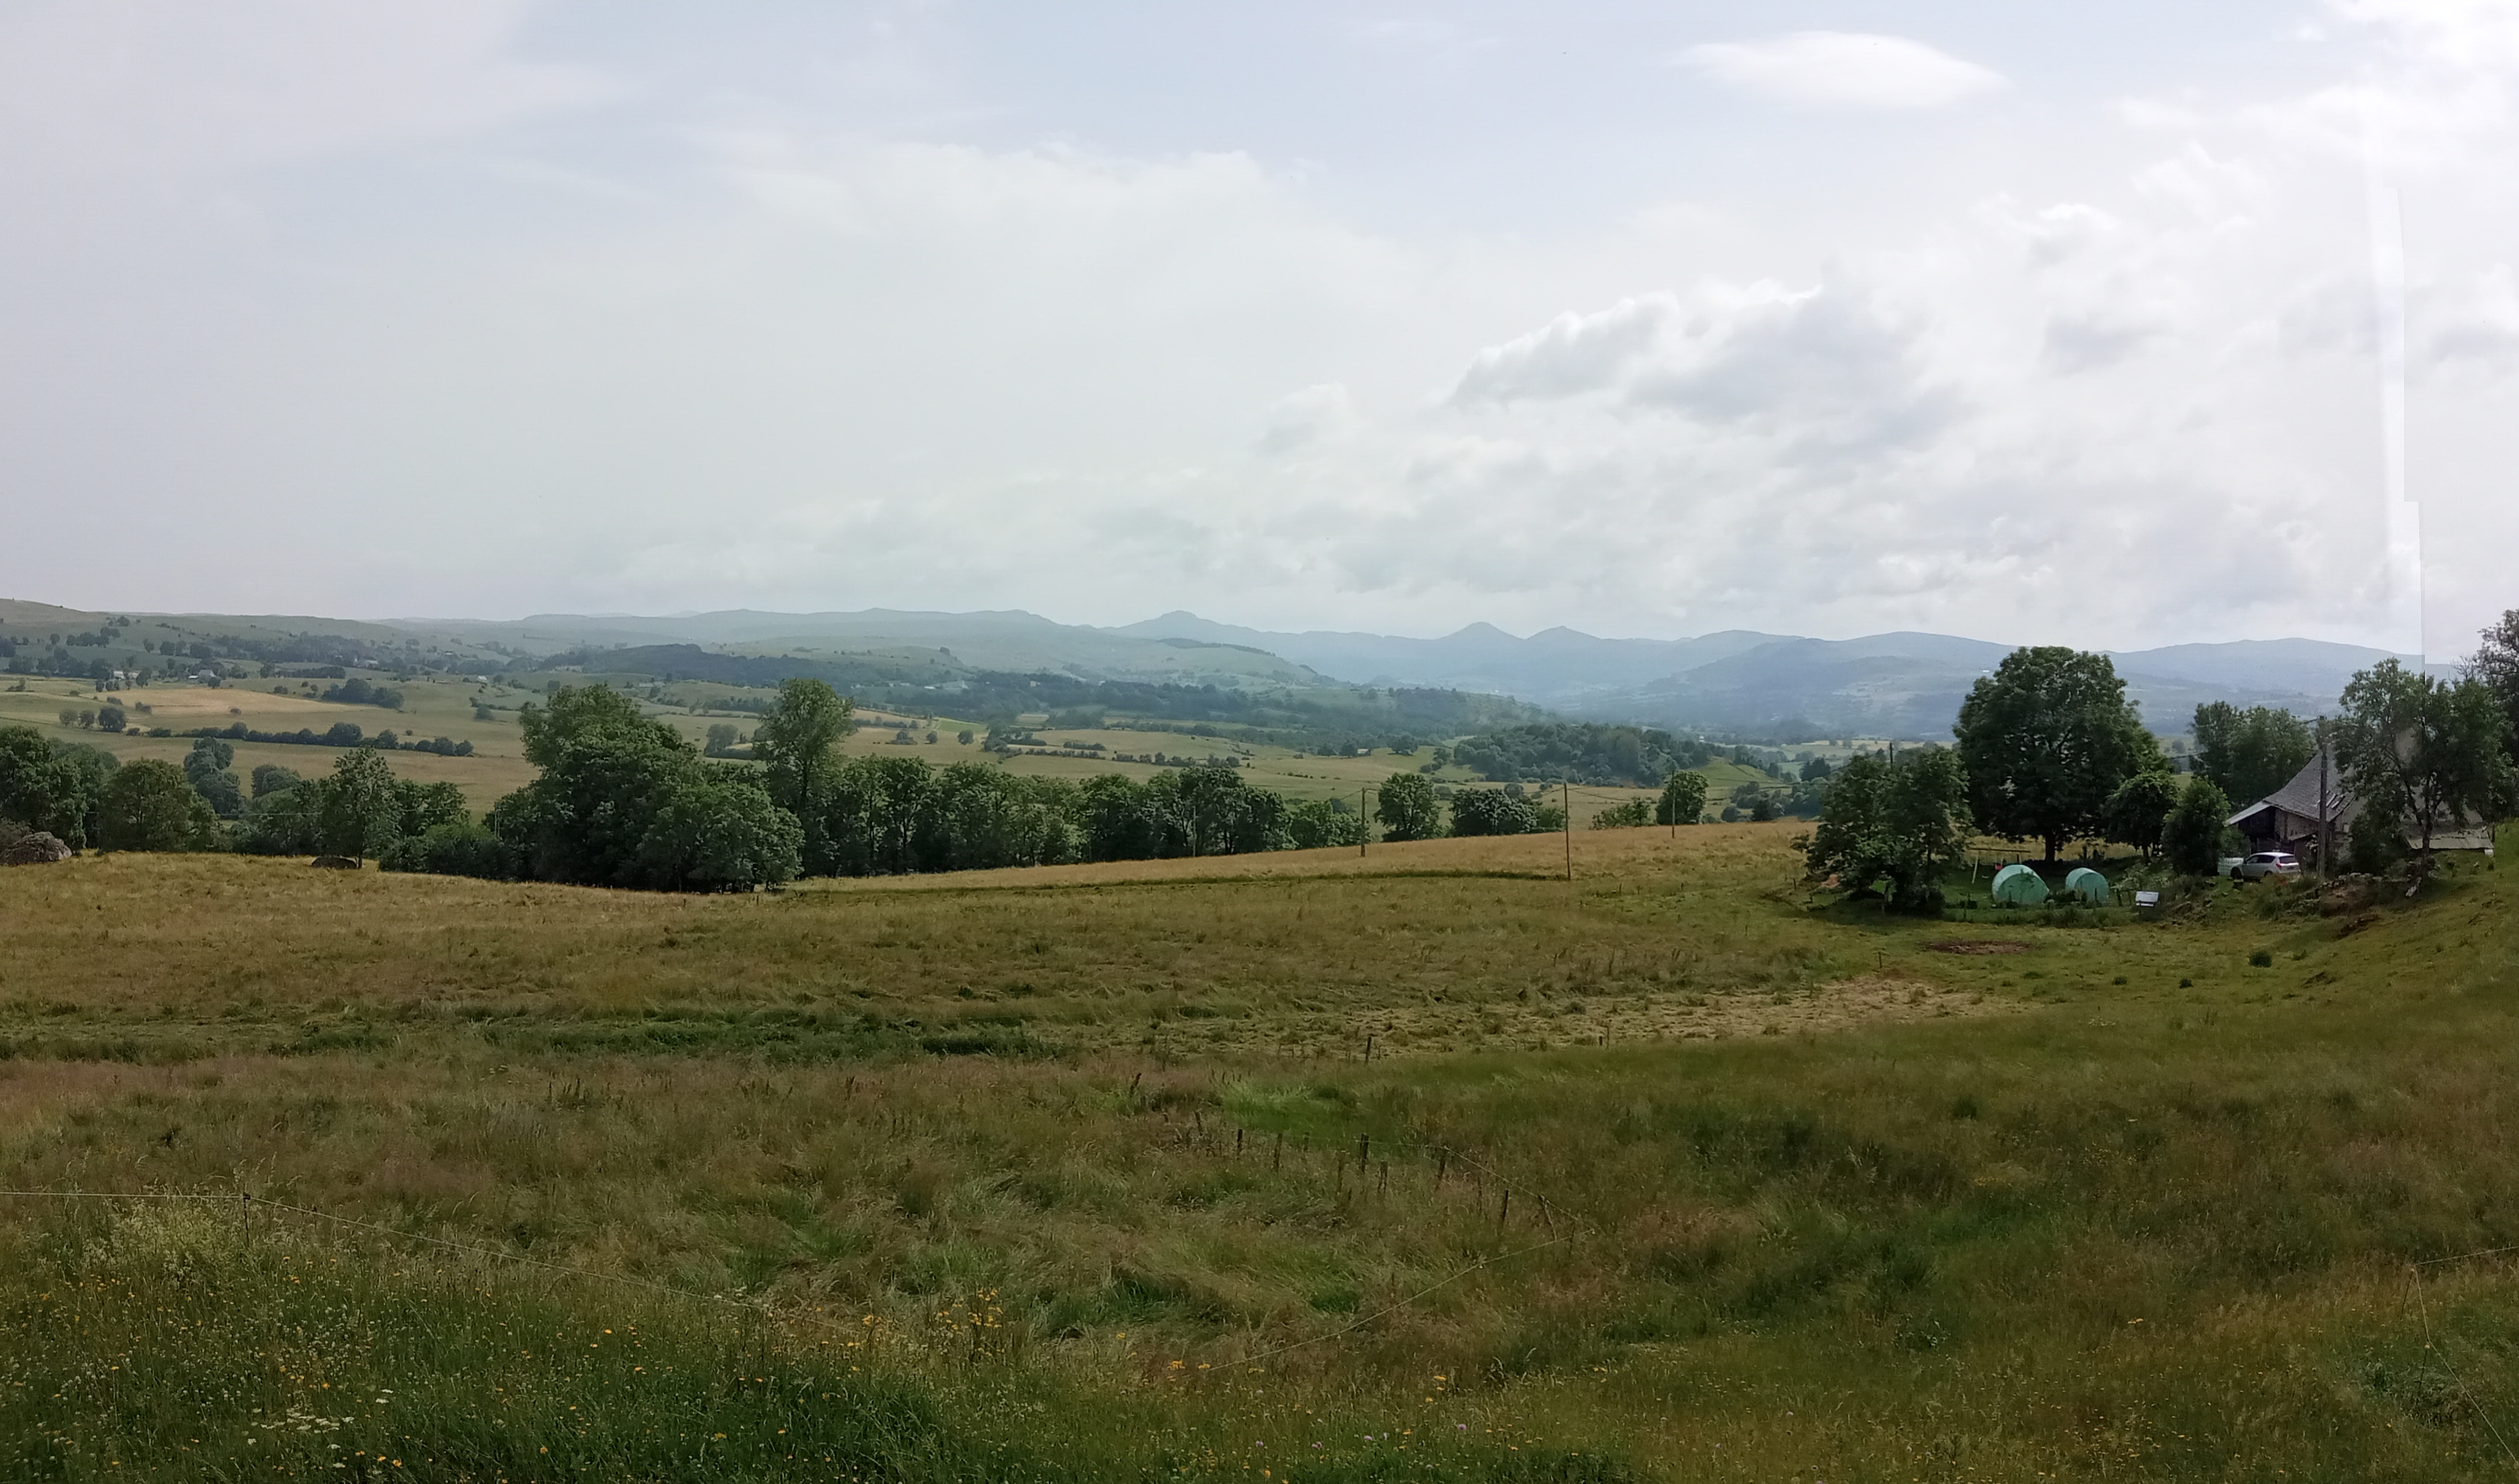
[185,738,243,819]
[99,760,218,852]
[1953,647,2161,862]
[493,685,704,886]
[2468,608,2519,762]
[632,767,802,892]
[2191,702,2315,808]
[819,754,938,875]
[1656,770,1710,826]
[1373,772,1441,841]
[1,725,100,845]
[2337,660,2511,868]
[755,678,854,873]
[319,748,405,861]
[1800,747,1972,911]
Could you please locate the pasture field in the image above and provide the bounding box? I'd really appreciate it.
[0,674,533,809]
[2,824,2515,1481]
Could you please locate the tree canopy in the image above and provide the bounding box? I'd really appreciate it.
[1373,773,1440,842]
[2160,777,2232,878]
[1953,647,2161,862]
[1656,771,1710,826]
[2467,608,2519,764]
[1800,747,1972,911]
[2337,659,2510,866]
[2192,702,2315,809]
[100,760,218,852]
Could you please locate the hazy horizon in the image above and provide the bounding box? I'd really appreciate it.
[6,3,2516,658]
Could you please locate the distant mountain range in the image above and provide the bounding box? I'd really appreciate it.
[3,595,2430,741]
[1112,613,2417,739]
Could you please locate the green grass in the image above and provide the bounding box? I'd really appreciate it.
[2,824,2515,1478]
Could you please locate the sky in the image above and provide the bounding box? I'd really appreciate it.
[3,1,2515,656]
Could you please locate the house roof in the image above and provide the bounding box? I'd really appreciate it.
[2226,747,2353,830]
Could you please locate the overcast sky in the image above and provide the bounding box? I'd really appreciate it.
[3,1,2514,654]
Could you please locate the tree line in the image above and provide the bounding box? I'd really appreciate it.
[382,684,1733,890]
[0,731,466,858]
[1803,628,2517,909]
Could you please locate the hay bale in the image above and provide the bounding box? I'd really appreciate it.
[1,831,74,865]
[310,855,362,870]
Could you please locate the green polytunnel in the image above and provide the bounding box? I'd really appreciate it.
[2064,867,2110,905]
[1991,863,2049,905]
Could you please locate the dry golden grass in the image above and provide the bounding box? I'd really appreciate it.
[3,824,2516,1479]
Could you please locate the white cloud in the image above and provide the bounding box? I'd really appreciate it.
[1674,31,2006,112]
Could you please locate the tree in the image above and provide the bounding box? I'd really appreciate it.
[1655,771,1710,826]
[2336,659,2511,869]
[1953,647,2162,863]
[632,768,802,892]
[1800,747,1973,911]
[99,760,217,851]
[2160,777,2232,878]
[1285,798,1366,849]
[184,739,243,818]
[754,678,854,873]
[319,748,404,861]
[492,685,704,886]
[252,764,303,798]
[1450,788,1539,837]
[395,779,470,841]
[1374,772,1441,841]
[704,722,740,757]
[1,726,99,845]
[2103,770,2182,859]
[238,784,325,856]
[2467,609,2519,764]
[2192,702,2315,808]
[97,704,125,734]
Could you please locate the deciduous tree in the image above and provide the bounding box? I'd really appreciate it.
[2192,702,2315,808]
[2337,660,2511,869]
[1953,647,2161,862]
[1374,772,1441,841]
[100,760,216,851]
[1800,747,1972,911]
[1656,771,1709,826]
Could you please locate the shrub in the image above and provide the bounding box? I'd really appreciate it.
[1452,788,1540,837]
[380,820,517,880]
[1592,799,1653,830]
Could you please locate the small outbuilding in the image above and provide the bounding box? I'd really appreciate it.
[2064,866,2111,905]
[1991,863,2049,905]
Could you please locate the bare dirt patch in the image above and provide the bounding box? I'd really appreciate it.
[1927,939,2032,955]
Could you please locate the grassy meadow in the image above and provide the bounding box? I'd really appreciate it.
[3,823,2516,1480]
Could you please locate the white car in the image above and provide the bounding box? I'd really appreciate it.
[2232,851,2301,881]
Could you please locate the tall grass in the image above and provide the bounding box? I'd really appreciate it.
[2,823,2515,1477]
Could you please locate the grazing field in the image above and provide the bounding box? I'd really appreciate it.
[3,824,2515,1480]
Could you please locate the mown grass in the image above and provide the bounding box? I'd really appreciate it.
[3,823,2515,1479]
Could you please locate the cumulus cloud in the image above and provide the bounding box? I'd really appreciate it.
[1675,31,2006,111]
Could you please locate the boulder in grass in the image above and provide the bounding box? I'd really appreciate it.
[310,855,362,870]
[2,831,74,865]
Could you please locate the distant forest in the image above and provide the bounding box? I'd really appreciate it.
[528,643,1544,755]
